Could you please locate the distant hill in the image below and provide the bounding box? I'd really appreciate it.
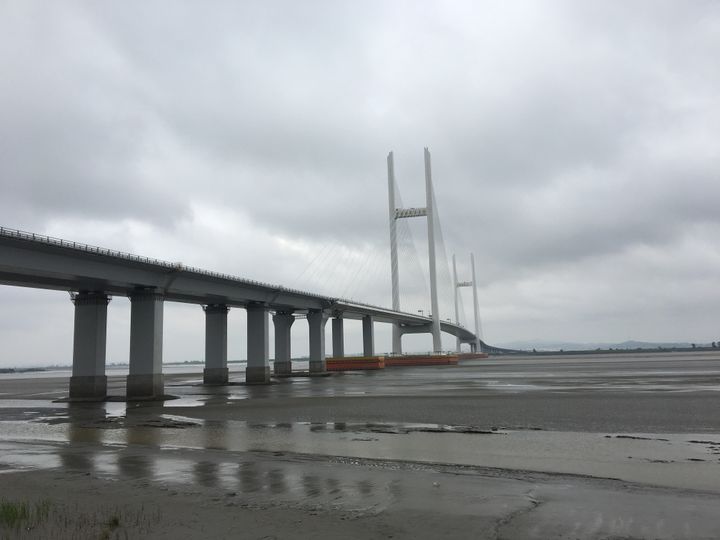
[496,339,706,352]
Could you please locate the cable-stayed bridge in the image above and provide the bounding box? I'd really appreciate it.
[0,149,486,401]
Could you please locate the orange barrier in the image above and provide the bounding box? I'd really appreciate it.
[326,356,386,371]
[385,354,459,367]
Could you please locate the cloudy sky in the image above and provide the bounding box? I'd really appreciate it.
[1,1,719,366]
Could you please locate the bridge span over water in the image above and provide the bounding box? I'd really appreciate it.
[0,226,479,400]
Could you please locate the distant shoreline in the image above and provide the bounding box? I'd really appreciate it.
[498,346,720,356]
[3,347,720,371]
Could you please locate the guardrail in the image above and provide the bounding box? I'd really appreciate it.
[0,226,329,300]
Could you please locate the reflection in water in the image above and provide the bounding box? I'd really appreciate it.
[357,480,373,497]
[302,474,322,497]
[389,479,403,498]
[118,411,160,480]
[204,420,229,451]
[18,423,400,511]
[62,403,107,472]
[60,441,95,471]
[117,454,153,479]
[325,477,341,495]
[239,461,261,493]
[194,461,219,487]
[124,425,157,446]
[267,468,287,494]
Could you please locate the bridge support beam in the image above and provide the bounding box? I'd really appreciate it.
[362,315,374,357]
[332,316,344,358]
[392,324,402,355]
[308,310,328,373]
[246,303,270,383]
[203,304,229,385]
[127,289,165,400]
[69,292,110,400]
[273,311,294,375]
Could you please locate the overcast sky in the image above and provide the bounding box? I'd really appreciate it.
[1,1,719,366]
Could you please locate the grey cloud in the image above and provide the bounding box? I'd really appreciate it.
[1,0,719,365]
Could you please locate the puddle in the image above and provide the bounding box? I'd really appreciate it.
[1,413,719,491]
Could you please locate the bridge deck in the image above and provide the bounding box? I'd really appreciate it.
[0,227,476,340]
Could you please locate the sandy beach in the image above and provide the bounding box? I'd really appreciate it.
[1,352,720,538]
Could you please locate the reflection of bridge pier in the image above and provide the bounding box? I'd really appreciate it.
[60,403,107,472]
[238,461,262,493]
[117,416,160,480]
[194,461,219,488]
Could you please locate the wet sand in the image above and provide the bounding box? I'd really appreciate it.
[1,351,720,538]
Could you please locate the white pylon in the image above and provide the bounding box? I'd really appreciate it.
[387,152,402,354]
[453,252,483,353]
[387,148,442,354]
[471,252,482,352]
[424,148,441,352]
[452,254,461,352]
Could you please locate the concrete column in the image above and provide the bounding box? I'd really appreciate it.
[362,315,374,357]
[273,311,294,375]
[332,316,345,358]
[127,289,164,400]
[246,303,270,383]
[307,310,328,373]
[69,291,110,400]
[203,304,229,385]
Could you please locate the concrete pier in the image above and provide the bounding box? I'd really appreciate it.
[308,310,328,373]
[362,315,374,357]
[127,289,164,400]
[69,292,110,400]
[332,316,345,358]
[272,311,294,375]
[203,304,229,385]
[246,303,270,383]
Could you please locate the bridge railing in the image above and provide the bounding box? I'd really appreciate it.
[0,226,332,300]
[0,226,175,268]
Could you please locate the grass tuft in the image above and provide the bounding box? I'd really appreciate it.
[107,515,120,529]
[0,499,52,529]
[0,499,159,539]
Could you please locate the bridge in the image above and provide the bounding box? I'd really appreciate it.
[0,149,485,401]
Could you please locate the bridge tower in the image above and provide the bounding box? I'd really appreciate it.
[387,148,442,353]
[452,253,483,353]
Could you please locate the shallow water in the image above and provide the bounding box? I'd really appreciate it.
[1,352,720,492]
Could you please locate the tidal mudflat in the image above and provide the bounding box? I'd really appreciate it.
[1,351,719,538]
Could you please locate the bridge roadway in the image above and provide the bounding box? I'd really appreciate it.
[0,227,478,400]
